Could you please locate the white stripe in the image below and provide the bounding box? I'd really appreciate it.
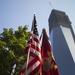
[32,40,41,49]
[25,44,29,48]
[32,34,39,40]
[30,48,41,59]
[27,61,40,75]
[28,56,34,63]
[26,37,40,50]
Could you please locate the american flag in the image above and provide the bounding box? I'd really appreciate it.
[20,15,42,75]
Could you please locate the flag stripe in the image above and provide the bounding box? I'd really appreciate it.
[30,47,41,59]
[28,51,41,64]
[29,64,41,75]
[24,45,30,54]
[27,57,38,69]
[32,34,40,43]
[28,56,34,63]
[20,68,26,75]
[27,61,40,75]
[33,36,40,43]
[32,41,41,50]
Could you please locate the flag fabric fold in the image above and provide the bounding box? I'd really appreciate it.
[20,15,60,75]
[41,28,60,75]
[20,14,42,75]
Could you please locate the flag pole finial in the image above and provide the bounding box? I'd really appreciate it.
[42,28,47,36]
[34,12,36,16]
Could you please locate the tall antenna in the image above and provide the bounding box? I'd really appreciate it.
[48,1,54,9]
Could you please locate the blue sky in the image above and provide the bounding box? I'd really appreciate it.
[0,0,75,35]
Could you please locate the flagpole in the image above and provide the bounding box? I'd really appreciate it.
[25,45,31,75]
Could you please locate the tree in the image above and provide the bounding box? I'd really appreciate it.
[0,25,30,75]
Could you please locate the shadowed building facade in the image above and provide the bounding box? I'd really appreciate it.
[48,9,75,75]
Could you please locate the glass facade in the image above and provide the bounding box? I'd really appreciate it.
[49,9,75,75]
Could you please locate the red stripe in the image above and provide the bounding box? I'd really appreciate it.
[27,52,41,69]
[32,36,40,43]
[24,47,41,74]
[29,51,37,58]
[27,57,38,69]
[29,51,42,62]
[29,64,41,75]
[19,67,26,75]
[24,46,29,54]
[24,36,32,54]
[31,44,41,52]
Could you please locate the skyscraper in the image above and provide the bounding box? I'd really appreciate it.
[48,9,75,75]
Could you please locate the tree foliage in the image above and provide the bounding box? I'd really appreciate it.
[0,25,30,75]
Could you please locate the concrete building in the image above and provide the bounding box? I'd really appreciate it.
[48,9,75,75]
